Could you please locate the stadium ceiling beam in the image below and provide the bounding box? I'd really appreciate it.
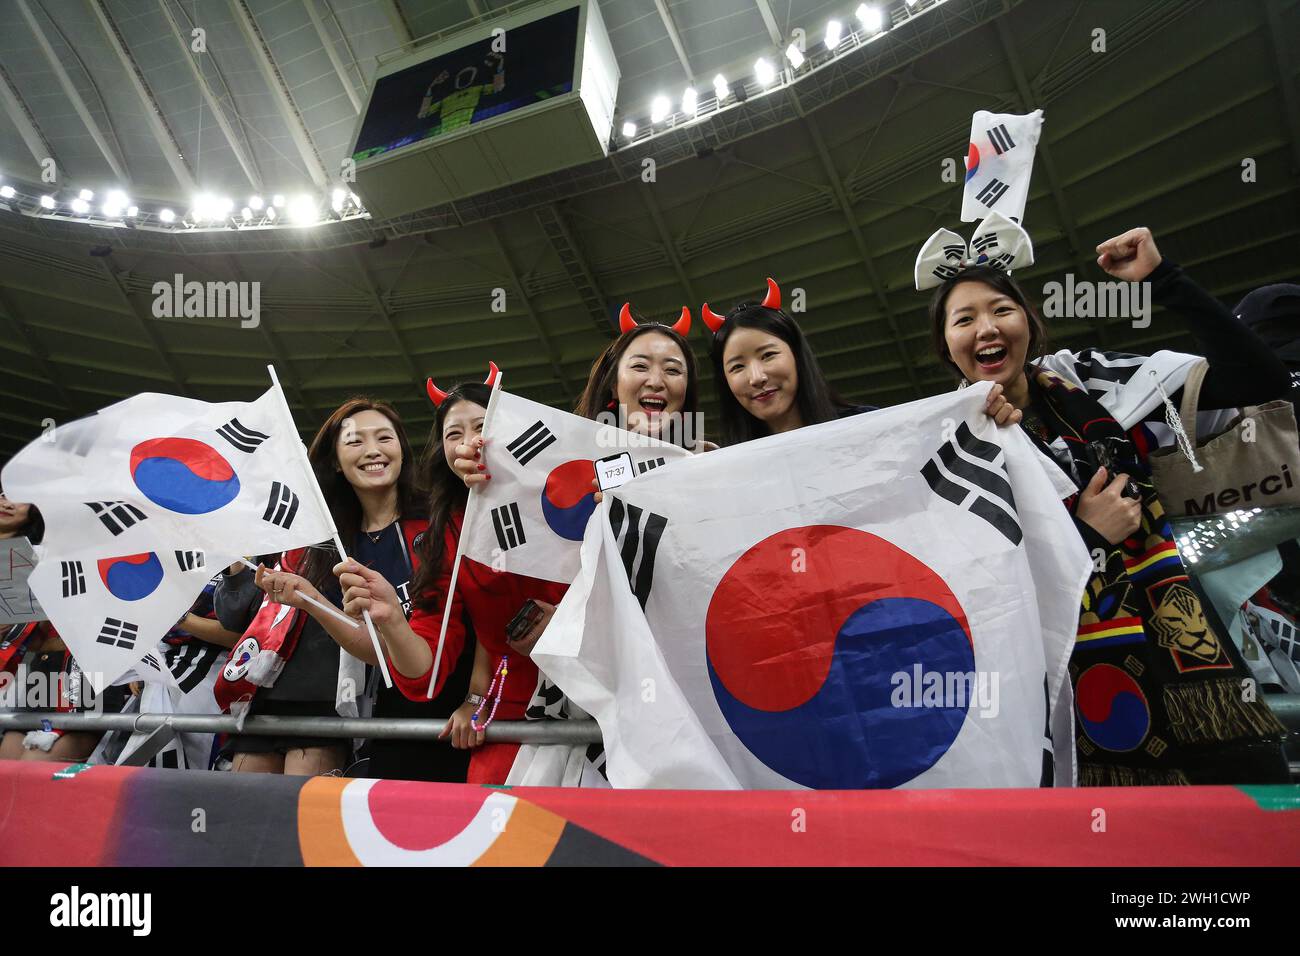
[534,203,612,335]
[348,247,427,390]
[752,0,783,47]
[322,0,368,98]
[229,0,332,192]
[220,255,324,423]
[87,0,199,195]
[487,220,576,405]
[1262,0,1300,175]
[993,17,1106,344]
[95,258,197,400]
[385,0,416,51]
[655,0,695,83]
[16,0,132,186]
[793,93,923,399]
[0,61,57,173]
[304,0,365,115]
[157,0,264,191]
[465,0,484,20]
[0,288,77,416]
[637,188,700,315]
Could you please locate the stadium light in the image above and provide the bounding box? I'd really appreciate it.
[755,58,776,87]
[681,86,698,117]
[287,194,317,225]
[713,74,730,101]
[78,188,93,201]
[785,43,805,69]
[856,4,884,33]
[249,195,264,210]
[71,198,90,214]
[0,186,14,199]
[650,94,671,123]
[621,121,637,138]
[159,208,176,223]
[271,194,285,207]
[39,195,55,209]
[825,19,844,49]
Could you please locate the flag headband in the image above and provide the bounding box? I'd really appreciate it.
[913,212,1034,292]
[426,362,500,408]
[619,302,691,337]
[701,277,781,333]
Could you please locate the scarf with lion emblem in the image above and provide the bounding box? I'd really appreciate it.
[1029,368,1287,785]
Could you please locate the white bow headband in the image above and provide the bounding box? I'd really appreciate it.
[913,211,1035,291]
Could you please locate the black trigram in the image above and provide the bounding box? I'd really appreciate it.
[987,252,1015,271]
[139,651,163,673]
[56,420,97,457]
[608,498,668,609]
[216,417,270,453]
[491,502,526,551]
[941,242,965,262]
[931,263,961,282]
[507,421,557,467]
[975,177,1010,207]
[637,457,666,475]
[986,123,1016,154]
[164,641,224,695]
[96,617,139,650]
[971,231,999,255]
[262,481,300,529]
[60,561,85,598]
[174,550,205,572]
[86,501,147,537]
[922,422,1021,544]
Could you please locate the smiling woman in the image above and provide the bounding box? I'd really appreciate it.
[704,278,873,446]
[215,396,436,779]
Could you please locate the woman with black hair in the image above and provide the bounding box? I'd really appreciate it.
[217,396,455,778]
[701,278,875,446]
[336,372,566,784]
[923,219,1290,785]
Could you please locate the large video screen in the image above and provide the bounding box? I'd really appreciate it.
[352,6,580,162]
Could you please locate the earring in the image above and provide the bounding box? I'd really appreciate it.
[956,378,969,390]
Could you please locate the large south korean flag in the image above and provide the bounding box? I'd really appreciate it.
[961,108,1043,224]
[534,383,1090,790]
[461,385,691,584]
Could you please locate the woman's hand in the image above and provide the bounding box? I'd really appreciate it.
[507,599,557,657]
[984,383,1023,427]
[254,565,324,614]
[453,435,490,488]
[1096,227,1161,282]
[439,701,486,749]
[591,477,603,504]
[1075,466,1142,545]
[334,560,402,626]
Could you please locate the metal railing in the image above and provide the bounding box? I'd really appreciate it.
[0,712,602,744]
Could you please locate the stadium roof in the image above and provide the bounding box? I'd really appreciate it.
[1,0,1298,458]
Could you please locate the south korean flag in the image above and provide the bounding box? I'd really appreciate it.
[21,547,234,691]
[961,108,1044,225]
[460,382,690,584]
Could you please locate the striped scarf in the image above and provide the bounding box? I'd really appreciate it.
[1031,369,1288,785]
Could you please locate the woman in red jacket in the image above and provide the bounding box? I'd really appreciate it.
[339,308,704,783]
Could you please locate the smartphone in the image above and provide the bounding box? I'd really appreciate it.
[1086,439,1142,499]
[505,599,544,643]
[595,452,635,492]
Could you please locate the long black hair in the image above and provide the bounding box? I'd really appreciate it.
[411,383,491,612]
[0,478,43,545]
[927,265,1050,383]
[708,304,849,446]
[297,397,426,589]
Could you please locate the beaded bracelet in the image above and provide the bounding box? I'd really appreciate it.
[471,655,509,732]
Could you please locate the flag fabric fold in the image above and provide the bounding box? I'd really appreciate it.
[535,384,1090,790]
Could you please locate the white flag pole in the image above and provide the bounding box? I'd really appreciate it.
[426,370,504,698]
[266,365,393,688]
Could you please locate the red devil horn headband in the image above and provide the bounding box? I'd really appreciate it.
[425,362,501,408]
[701,277,782,333]
[618,302,691,337]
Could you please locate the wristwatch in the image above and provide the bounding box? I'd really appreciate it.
[465,693,485,707]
